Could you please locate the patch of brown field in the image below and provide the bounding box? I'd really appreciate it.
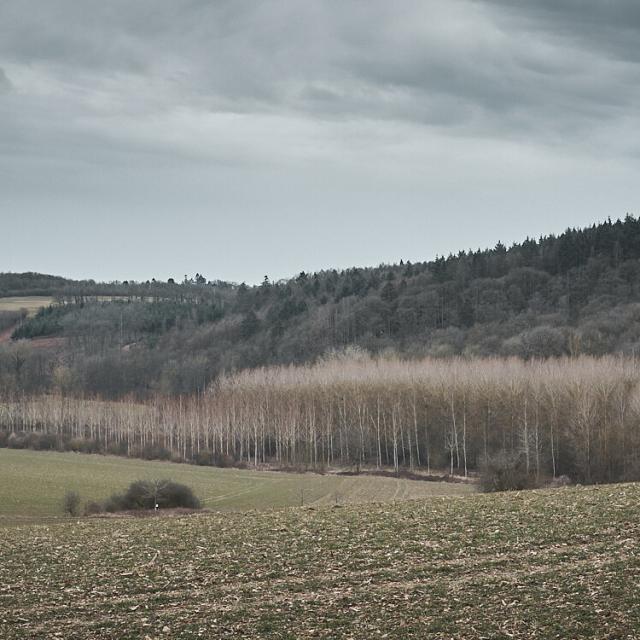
[0,325,17,343]
[90,508,207,520]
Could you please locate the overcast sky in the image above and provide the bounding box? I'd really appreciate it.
[1,1,639,284]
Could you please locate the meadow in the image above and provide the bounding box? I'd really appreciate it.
[1,482,638,638]
[0,296,53,316]
[0,448,471,525]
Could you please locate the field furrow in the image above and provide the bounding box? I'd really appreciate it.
[1,484,639,639]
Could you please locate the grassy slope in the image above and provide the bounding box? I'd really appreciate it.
[0,449,471,523]
[1,483,638,639]
[0,296,53,315]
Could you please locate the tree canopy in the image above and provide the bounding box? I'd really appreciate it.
[3,215,640,396]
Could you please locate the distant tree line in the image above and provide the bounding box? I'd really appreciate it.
[2,216,640,397]
[2,354,640,485]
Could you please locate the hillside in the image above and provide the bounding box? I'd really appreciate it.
[2,483,638,639]
[3,216,640,396]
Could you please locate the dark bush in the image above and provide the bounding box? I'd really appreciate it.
[106,479,201,511]
[29,432,58,450]
[103,494,125,513]
[156,480,201,509]
[106,441,128,456]
[548,474,572,488]
[213,452,234,468]
[195,449,213,466]
[7,432,27,449]
[480,453,538,492]
[137,445,172,461]
[84,500,104,515]
[119,479,159,509]
[68,437,102,454]
[63,490,81,516]
[0,430,105,454]
[24,433,38,449]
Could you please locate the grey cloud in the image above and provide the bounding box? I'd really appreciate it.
[332,3,640,135]
[1,1,639,283]
[479,1,640,61]
[0,67,11,93]
[1,0,638,143]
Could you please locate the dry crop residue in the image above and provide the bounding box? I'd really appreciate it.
[1,484,639,639]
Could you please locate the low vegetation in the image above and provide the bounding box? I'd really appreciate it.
[0,310,26,334]
[479,452,539,492]
[0,449,471,525]
[62,490,81,517]
[100,479,202,513]
[1,483,638,638]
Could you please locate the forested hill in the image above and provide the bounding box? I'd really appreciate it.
[3,215,640,396]
[0,272,76,297]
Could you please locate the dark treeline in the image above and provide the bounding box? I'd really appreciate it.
[0,270,235,300]
[3,215,640,397]
[0,272,72,297]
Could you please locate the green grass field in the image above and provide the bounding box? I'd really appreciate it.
[1,482,638,639]
[0,296,53,316]
[0,449,471,524]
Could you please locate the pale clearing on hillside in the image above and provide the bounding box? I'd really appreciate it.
[0,296,52,315]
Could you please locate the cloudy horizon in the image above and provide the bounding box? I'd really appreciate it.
[2,1,639,284]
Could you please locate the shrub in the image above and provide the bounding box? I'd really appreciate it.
[106,441,128,456]
[137,444,172,461]
[105,479,201,511]
[103,494,125,513]
[63,490,81,516]
[84,500,104,515]
[480,453,538,492]
[195,449,214,466]
[157,481,201,509]
[7,432,27,449]
[68,438,102,454]
[214,453,234,468]
[119,480,160,510]
[29,432,58,451]
[548,474,572,488]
